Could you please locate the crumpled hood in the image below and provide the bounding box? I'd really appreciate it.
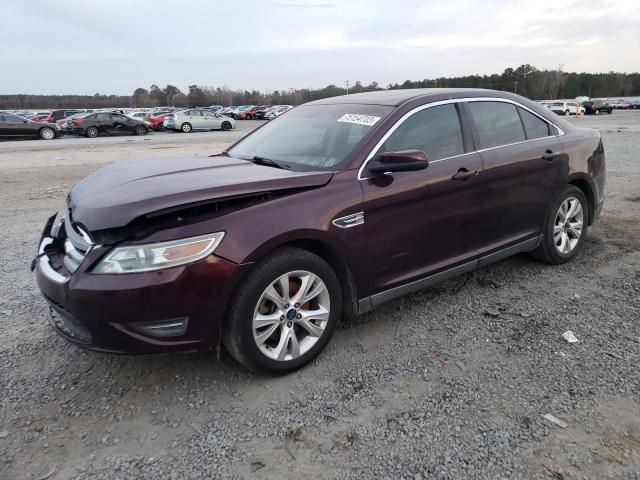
[69,156,333,231]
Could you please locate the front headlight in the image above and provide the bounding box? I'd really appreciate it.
[93,232,225,274]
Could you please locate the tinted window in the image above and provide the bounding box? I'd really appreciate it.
[4,114,24,123]
[468,102,526,149]
[383,104,464,161]
[518,107,550,140]
[113,114,128,121]
[96,113,111,122]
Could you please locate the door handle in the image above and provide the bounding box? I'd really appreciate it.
[542,150,561,161]
[452,168,478,181]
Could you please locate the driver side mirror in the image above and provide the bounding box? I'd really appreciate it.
[368,149,429,174]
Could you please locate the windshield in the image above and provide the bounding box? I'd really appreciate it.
[228,103,393,171]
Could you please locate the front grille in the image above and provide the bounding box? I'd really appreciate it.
[63,217,91,273]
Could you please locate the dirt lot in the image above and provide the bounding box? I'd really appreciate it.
[1,113,639,480]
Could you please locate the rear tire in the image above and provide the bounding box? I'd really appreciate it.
[86,126,98,138]
[222,247,342,374]
[530,185,588,265]
[181,122,192,133]
[39,127,55,140]
[221,121,232,131]
[134,125,146,136]
[564,110,570,116]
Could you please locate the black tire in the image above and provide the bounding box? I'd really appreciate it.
[86,126,98,138]
[221,121,232,131]
[530,185,588,265]
[39,127,55,140]
[607,108,612,114]
[181,122,192,133]
[222,247,343,374]
[564,110,570,116]
[134,125,146,136]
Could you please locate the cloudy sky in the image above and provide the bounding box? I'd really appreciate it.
[2,0,639,95]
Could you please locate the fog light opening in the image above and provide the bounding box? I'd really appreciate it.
[128,317,189,338]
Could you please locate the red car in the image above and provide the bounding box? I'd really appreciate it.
[34,89,605,373]
[235,107,258,120]
[146,111,173,130]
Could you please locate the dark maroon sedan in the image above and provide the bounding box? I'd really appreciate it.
[35,89,605,373]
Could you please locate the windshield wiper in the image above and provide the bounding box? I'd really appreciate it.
[250,156,292,170]
[208,151,229,158]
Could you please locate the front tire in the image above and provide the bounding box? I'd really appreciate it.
[134,125,146,136]
[531,185,588,264]
[86,126,98,138]
[39,127,55,140]
[181,122,192,133]
[221,121,232,131]
[223,247,342,374]
[594,109,600,115]
[565,110,570,116]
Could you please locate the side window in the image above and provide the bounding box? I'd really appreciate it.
[0,115,5,123]
[518,107,550,139]
[4,114,23,123]
[96,113,111,122]
[382,104,464,161]
[467,101,526,149]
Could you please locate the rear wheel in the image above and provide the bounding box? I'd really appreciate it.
[607,108,613,114]
[86,126,98,138]
[223,247,342,374]
[181,122,192,133]
[39,127,55,140]
[134,125,146,136]
[531,185,588,264]
[221,121,232,131]
[564,110,570,116]
[594,109,600,115]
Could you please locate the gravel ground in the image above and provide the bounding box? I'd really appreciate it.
[0,113,639,480]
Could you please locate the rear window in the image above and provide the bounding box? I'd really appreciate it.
[467,101,526,149]
[518,107,550,140]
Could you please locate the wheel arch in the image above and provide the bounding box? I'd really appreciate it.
[232,232,360,319]
[568,176,596,225]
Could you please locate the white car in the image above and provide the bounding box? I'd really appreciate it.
[544,101,584,116]
[164,108,236,133]
[264,105,293,120]
[127,111,152,126]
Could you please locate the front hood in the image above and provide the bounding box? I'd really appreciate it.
[69,156,333,231]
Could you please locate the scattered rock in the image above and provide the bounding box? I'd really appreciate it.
[543,413,568,429]
[318,438,335,454]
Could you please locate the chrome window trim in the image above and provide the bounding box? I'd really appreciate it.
[358,97,565,180]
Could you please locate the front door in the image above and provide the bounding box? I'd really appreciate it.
[361,103,484,296]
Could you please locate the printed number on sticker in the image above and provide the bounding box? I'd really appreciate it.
[337,114,381,126]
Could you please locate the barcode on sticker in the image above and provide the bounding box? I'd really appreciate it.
[337,114,381,126]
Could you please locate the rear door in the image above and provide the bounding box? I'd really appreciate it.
[464,100,565,255]
[94,113,112,134]
[3,114,33,137]
[361,103,484,295]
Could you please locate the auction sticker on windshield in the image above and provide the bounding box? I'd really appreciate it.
[337,114,381,126]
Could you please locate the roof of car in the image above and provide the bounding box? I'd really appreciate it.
[305,88,515,107]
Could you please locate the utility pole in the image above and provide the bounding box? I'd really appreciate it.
[345,80,350,95]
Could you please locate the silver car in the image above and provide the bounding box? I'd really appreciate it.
[164,109,236,133]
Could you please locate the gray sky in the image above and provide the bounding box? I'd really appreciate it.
[2,0,639,95]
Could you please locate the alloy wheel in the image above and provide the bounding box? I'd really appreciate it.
[252,270,330,361]
[554,196,584,254]
[40,128,55,140]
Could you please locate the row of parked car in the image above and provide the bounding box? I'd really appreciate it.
[538,98,640,116]
[0,104,294,140]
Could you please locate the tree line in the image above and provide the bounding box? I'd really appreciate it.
[1,65,638,110]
